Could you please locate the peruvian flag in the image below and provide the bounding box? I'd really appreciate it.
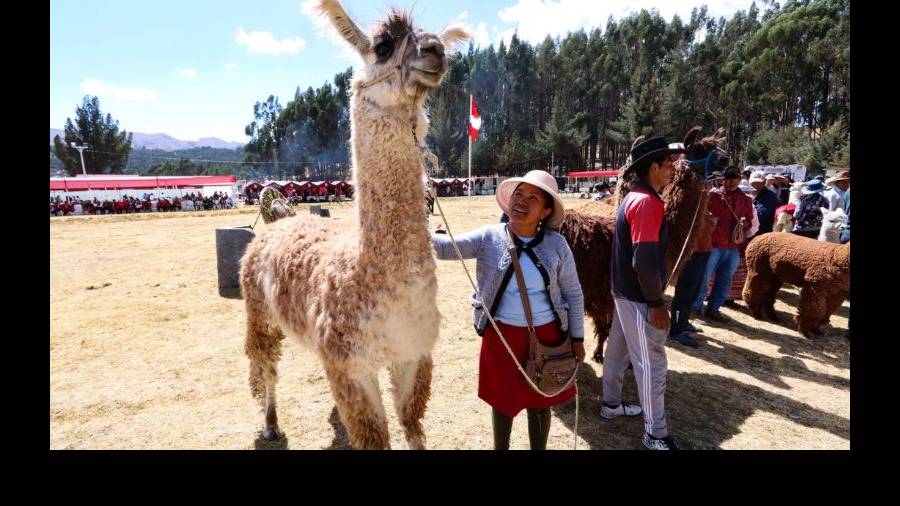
[468,96,482,141]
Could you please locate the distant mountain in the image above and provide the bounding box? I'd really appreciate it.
[50,128,244,151]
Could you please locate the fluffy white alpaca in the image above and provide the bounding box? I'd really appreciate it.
[818,207,848,243]
[773,210,794,233]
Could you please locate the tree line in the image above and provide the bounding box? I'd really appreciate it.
[53,0,848,178]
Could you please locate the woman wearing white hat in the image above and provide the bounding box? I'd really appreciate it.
[432,170,585,450]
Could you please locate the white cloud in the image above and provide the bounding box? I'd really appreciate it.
[225,63,238,70]
[180,68,198,79]
[496,0,758,44]
[472,22,491,49]
[81,79,157,102]
[450,11,491,50]
[235,26,306,55]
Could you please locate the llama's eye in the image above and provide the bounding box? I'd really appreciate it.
[374,40,394,60]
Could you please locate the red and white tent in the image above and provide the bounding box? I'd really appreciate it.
[50,175,237,200]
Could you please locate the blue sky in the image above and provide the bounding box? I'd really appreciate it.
[50,0,757,143]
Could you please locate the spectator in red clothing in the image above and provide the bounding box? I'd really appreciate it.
[693,167,754,322]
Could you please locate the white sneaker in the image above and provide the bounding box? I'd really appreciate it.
[643,433,680,450]
[600,402,642,419]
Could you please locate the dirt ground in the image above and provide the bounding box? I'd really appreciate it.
[49,196,850,450]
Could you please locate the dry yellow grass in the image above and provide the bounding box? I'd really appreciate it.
[50,197,849,449]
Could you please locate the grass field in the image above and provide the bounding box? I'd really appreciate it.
[49,196,850,449]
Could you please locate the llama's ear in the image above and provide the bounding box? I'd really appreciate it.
[820,207,830,216]
[312,0,370,54]
[631,135,646,150]
[683,126,702,147]
[438,25,471,53]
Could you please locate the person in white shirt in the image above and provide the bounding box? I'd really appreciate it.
[824,171,850,211]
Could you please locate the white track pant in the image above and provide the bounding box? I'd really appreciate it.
[602,296,669,438]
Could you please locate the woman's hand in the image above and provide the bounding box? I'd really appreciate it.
[572,340,585,362]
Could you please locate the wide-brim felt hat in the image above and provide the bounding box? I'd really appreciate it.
[496,170,566,229]
[625,136,685,172]
[825,170,851,185]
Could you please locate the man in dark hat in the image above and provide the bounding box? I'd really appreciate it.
[603,136,684,450]
[697,167,754,322]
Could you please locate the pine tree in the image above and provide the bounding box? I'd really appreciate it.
[52,96,133,175]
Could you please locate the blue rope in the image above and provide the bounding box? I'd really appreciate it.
[685,149,717,179]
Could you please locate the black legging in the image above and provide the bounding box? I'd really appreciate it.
[492,408,552,450]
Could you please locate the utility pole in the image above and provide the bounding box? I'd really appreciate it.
[468,94,473,200]
[70,143,89,175]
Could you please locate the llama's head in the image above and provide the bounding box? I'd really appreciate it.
[682,126,730,181]
[819,207,848,242]
[312,0,469,108]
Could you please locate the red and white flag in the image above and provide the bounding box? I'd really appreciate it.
[469,96,481,141]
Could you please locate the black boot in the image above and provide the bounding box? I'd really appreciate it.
[527,408,551,450]
[492,409,513,450]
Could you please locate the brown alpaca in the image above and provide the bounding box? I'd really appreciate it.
[558,127,722,361]
[743,233,850,337]
[240,0,468,449]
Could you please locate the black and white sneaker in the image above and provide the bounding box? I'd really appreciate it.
[643,433,680,450]
[600,401,642,420]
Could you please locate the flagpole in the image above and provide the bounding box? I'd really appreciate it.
[468,94,473,203]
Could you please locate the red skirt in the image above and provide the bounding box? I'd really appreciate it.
[479,320,576,418]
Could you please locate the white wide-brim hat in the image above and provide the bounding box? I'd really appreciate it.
[496,170,566,229]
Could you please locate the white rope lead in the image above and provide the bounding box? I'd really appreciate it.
[432,193,580,450]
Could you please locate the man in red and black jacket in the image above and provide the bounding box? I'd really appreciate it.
[603,136,684,451]
[698,167,754,322]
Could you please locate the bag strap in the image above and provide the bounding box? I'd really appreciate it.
[505,226,538,362]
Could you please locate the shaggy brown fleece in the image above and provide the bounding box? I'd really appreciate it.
[743,233,850,337]
[558,127,719,361]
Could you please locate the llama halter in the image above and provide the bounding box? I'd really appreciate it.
[356,31,415,98]
[686,147,729,180]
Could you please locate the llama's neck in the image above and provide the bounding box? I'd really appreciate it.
[349,96,433,278]
[662,169,706,276]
